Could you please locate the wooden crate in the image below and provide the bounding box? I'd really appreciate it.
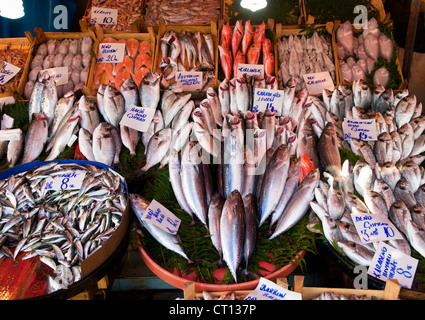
[274,22,339,90]
[217,18,276,82]
[0,36,35,98]
[154,18,219,90]
[23,28,99,97]
[183,278,290,300]
[293,275,401,300]
[333,17,407,91]
[91,25,157,93]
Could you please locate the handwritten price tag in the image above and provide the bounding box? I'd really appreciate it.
[90,7,118,25]
[368,242,418,289]
[141,200,181,235]
[252,88,284,114]
[236,63,264,79]
[302,71,334,95]
[351,213,404,244]
[44,170,86,191]
[97,43,125,64]
[0,61,21,85]
[119,105,156,132]
[342,118,378,141]
[43,66,69,86]
[244,278,301,300]
[176,71,203,91]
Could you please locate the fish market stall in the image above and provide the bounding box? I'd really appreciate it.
[80,0,144,32]
[0,36,35,99]
[0,160,130,299]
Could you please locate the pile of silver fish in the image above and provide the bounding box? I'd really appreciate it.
[24,36,94,100]
[277,31,336,88]
[219,20,275,80]
[336,19,394,87]
[159,29,216,89]
[0,161,127,294]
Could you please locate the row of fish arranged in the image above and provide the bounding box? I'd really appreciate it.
[277,31,336,88]
[336,18,395,88]
[93,37,152,91]
[0,161,127,294]
[219,20,275,80]
[158,29,216,89]
[24,36,94,100]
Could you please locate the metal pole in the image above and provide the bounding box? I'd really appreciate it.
[402,0,421,81]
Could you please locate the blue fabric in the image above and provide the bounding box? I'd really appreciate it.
[0,0,77,38]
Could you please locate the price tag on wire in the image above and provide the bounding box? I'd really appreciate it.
[44,170,86,191]
[141,199,181,235]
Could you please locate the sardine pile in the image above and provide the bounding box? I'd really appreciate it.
[313,292,368,300]
[93,37,152,90]
[219,20,275,80]
[24,36,94,100]
[0,161,127,294]
[336,18,394,88]
[277,31,336,88]
[144,0,222,26]
[159,29,215,89]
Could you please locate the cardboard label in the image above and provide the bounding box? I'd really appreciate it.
[44,170,87,191]
[244,277,302,300]
[176,71,203,91]
[141,200,181,235]
[368,242,418,289]
[303,71,334,95]
[119,105,156,132]
[90,7,118,25]
[343,118,378,141]
[351,213,404,244]
[0,61,21,85]
[43,66,69,86]
[236,63,264,79]
[97,43,126,63]
[252,88,284,114]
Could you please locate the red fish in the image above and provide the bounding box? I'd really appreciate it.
[262,38,273,56]
[233,50,246,78]
[221,22,232,50]
[246,43,261,65]
[241,20,254,56]
[253,21,266,44]
[219,45,233,80]
[264,51,275,76]
[231,20,244,59]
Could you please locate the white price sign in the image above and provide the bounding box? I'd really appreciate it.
[343,118,378,141]
[44,170,87,191]
[244,277,302,300]
[176,71,203,91]
[303,71,334,95]
[119,105,156,132]
[141,200,181,235]
[0,61,21,85]
[97,43,126,63]
[368,242,418,289]
[351,213,404,244]
[43,66,69,86]
[90,7,118,25]
[252,88,284,114]
[236,63,264,79]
